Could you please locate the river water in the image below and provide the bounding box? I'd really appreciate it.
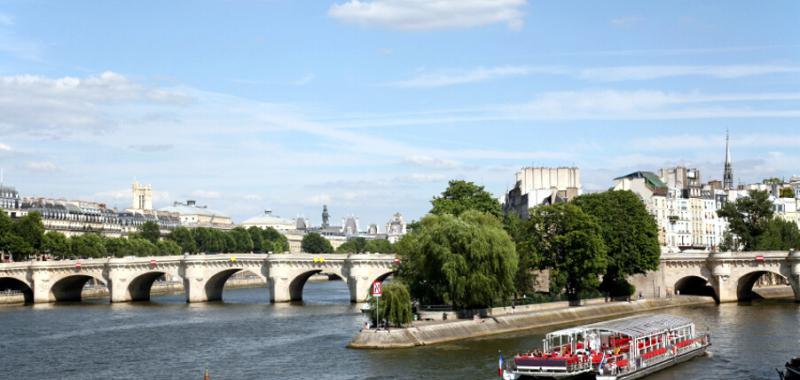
[0,281,796,380]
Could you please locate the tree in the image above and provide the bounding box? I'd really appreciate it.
[430,180,502,219]
[396,210,518,309]
[301,232,333,253]
[248,226,267,253]
[519,203,607,302]
[763,177,783,185]
[0,232,33,261]
[193,228,224,253]
[11,212,45,253]
[756,218,800,250]
[573,191,660,296]
[717,190,774,251]
[70,234,107,258]
[780,187,796,199]
[139,221,161,244]
[105,237,133,258]
[364,239,394,253]
[129,238,158,257]
[229,227,254,253]
[719,229,738,252]
[42,231,69,257]
[168,227,197,254]
[157,239,182,256]
[336,237,367,253]
[368,283,413,327]
[261,227,289,252]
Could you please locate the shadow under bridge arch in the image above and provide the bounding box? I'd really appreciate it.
[674,275,717,301]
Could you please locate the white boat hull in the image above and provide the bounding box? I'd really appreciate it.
[596,343,709,380]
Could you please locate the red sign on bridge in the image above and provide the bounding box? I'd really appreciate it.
[371,281,382,297]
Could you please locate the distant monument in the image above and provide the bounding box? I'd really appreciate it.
[131,181,153,210]
[321,205,330,229]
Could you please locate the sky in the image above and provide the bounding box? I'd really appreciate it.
[1,0,799,227]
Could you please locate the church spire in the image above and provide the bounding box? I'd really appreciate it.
[723,129,734,190]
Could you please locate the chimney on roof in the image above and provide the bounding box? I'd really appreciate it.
[187,200,196,206]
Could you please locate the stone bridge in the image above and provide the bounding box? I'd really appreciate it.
[629,250,800,303]
[0,253,397,304]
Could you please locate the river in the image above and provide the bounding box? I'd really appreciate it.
[0,281,796,380]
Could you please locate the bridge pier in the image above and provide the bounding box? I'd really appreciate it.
[31,270,53,304]
[108,276,132,303]
[183,263,209,303]
[268,276,292,303]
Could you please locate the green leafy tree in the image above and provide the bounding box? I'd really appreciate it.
[0,232,33,261]
[364,239,394,253]
[42,231,69,257]
[229,227,254,252]
[573,191,660,296]
[301,232,333,253]
[397,210,517,309]
[0,210,12,232]
[129,237,158,257]
[430,180,502,219]
[756,218,800,250]
[70,234,107,258]
[763,177,783,185]
[139,221,161,244]
[717,190,775,251]
[11,212,45,253]
[261,227,289,252]
[780,187,796,199]
[368,283,413,327]
[157,239,182,256]
[336,237,368,253]
[105,237,133,258]
[519,203,608,302]
[719,229,738,252]
[247,226,267,253]
[167,227,197,254]
[193,228,225,253]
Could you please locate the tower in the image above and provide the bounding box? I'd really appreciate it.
[321,205,330,228]
[131,181,153,210]
[723,130,734,190]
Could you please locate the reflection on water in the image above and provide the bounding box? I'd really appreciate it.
[0,282,796,380]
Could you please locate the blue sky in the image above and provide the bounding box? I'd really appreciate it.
[1,0,799,227]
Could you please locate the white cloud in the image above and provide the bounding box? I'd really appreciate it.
[578,65,800,82]
[23,161,58,172]
[610,16,642,27]
[386,66,562,88]
[387,64,800,88]
[0,142,11,151]
[329,0,527,31]
[293,73,315,86]
[397,173,447,183]
[306,193,332,205]
[403,155,460,168]
[0,71,193,136]
[189,190,222,199]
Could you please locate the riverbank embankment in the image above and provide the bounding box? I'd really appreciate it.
[348,295,714,349]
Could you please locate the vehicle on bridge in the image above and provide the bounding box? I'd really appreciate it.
[500,314,710,380]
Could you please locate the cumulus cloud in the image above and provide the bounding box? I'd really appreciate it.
[0,71,193,136]
[329,0,527,31]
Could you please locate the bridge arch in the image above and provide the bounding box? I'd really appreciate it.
[674,275,716,300]
[0,277,33,303]
[736,270,795,302]
[50,274,106,302]
[127,271,168,302]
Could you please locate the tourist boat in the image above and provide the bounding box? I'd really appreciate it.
[500,314,710,380]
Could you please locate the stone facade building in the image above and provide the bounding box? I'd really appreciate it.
[503,167,582,219]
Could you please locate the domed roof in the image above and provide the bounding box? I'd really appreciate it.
[240,210,294,227]
[159,201,229,218]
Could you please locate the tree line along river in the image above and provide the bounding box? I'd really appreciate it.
[0,281,796,380]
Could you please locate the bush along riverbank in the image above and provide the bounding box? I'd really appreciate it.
[348,295,714,349]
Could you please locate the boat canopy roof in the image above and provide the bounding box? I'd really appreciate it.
[547,314,693,340]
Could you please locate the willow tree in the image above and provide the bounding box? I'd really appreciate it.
[396,210,517,309]
[368,283,413,327]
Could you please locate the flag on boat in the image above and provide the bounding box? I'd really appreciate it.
[204,365,210,380]
[599,352,607,369]
[497,352,504,377]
